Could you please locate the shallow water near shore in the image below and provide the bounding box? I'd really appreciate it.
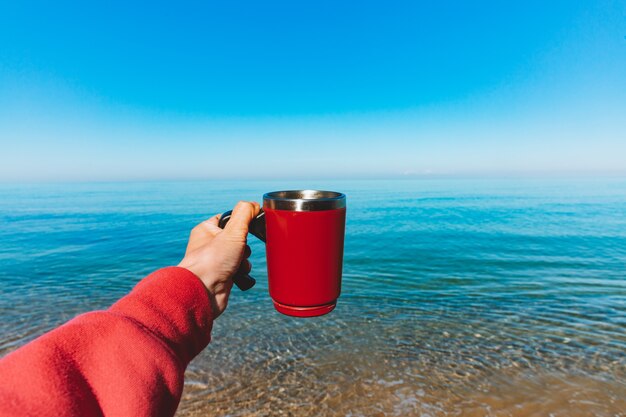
[1,179,625,416]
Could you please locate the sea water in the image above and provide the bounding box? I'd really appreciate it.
[1,179,625,416]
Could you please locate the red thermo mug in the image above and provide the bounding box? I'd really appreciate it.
[218,190,346,317]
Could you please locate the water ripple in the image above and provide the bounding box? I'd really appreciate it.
[1,179,626,416]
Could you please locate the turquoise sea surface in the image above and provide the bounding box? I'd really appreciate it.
[1,179,625,416]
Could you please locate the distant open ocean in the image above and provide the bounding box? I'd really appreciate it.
[1,179,625,416]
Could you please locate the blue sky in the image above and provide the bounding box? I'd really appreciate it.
[1,1,625,181]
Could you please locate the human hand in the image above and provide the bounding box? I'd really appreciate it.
[178,201,261,319]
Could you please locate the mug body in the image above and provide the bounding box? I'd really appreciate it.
[263,190,346,317]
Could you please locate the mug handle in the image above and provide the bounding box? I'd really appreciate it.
[218,209,266,291]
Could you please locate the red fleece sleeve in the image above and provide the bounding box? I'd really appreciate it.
[0,267,213,417]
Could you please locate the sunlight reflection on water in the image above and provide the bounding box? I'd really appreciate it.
[1,179,625,416]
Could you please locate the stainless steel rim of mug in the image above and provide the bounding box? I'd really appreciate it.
[263,190,346,211]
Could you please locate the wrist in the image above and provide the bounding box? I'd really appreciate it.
[177,264,223,319]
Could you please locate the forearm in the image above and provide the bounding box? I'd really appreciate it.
[0,267,213,417]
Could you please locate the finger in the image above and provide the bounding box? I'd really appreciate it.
[200,214,223,235]
[243,244,251,259]
[207,214,221,227]
[223,201,261,239]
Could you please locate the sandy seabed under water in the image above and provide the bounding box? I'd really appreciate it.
[178,370,625,417]
[177,343,626,417]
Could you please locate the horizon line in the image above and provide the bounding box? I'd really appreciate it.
[2,171,626,185]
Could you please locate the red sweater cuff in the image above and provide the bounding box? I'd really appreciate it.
[109,266,213,365]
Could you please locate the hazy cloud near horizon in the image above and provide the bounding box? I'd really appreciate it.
[1,1,625,181]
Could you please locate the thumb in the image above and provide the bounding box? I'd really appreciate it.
[223,201,261,240]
